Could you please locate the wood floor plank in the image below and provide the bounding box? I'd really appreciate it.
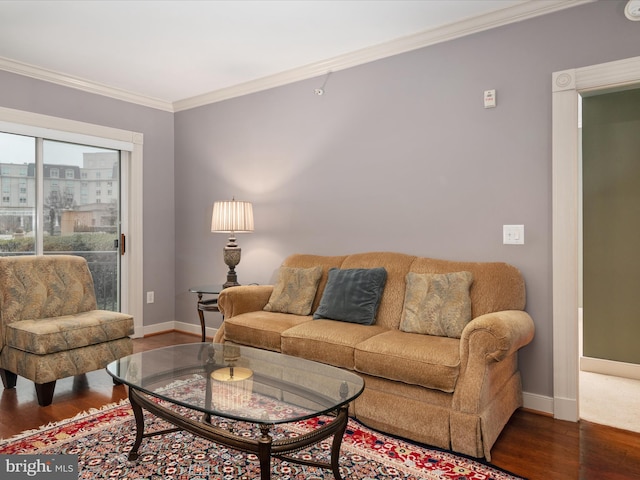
[1,331,639,479]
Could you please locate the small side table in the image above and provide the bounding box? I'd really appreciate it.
[188,285,224,342]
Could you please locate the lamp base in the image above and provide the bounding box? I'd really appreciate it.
[223,270,239,289]
[222,244,241,288]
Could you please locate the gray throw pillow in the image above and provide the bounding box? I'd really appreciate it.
[313,267,387,325]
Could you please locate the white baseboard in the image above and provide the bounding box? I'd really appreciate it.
[142,321,218,340]
[552,396,579,422]
[581,356,640,381]
[522,391,554,415]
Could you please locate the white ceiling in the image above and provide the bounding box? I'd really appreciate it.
[0,1,588,111]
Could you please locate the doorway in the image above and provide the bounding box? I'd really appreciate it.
[578,87,640,432]
[552,55,640,423]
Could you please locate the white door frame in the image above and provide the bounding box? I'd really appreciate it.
[0,106,144,337]
[552,56,640,421]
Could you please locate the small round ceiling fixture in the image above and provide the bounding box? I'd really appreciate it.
[625,0,640,21]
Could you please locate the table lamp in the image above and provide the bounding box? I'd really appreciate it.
[211,198,254,287]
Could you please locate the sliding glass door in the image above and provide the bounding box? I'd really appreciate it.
[0,132,35,252]
[0,131,122,310]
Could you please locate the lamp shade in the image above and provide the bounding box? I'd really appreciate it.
[211,199,254,233]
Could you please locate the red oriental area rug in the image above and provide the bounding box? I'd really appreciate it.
[0,400,524,480]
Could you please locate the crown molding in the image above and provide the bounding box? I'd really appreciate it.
[0,56,174,112]
[0,0,593,113]
[173,0,593,111]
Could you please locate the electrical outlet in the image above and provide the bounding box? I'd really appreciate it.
[146,291,154,304]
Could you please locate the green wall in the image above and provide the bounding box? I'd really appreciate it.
[583,88,640,364]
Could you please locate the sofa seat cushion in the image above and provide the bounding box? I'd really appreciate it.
[224,312,312,352]
[354,330,460,393]
[281,319,388,370]
[5,310,134,355]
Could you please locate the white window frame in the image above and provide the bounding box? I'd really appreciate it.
[0,106,144,337]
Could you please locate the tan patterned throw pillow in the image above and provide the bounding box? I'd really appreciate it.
[263,266,323,316]
[399,271,473,338]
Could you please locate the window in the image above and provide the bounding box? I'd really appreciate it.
[0,105,143,337]
[1,133,120,308]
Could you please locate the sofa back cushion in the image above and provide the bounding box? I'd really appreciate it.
[0,255,98,327]
[408,257,525,319]
[281,252,526,330]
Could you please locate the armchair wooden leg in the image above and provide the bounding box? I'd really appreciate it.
[35,381,57,406]
[0,368,17,389]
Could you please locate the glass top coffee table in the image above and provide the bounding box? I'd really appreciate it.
[107,343,364,480]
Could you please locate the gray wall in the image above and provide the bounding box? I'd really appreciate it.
[583,88,640,364]
[174,0,640,399]
[0,71,176,329]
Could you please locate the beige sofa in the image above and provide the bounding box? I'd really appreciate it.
[0,255,134,406]
[214,252,534,460]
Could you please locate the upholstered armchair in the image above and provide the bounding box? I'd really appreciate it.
[0,255,134,406]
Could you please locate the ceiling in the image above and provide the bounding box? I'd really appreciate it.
[0,1,589,111]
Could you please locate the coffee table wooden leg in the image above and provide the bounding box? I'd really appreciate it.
[330,406,349,480]
[258,424,273,480]
[128,388,145,461]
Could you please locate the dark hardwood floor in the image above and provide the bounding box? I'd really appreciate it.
[1,331,639,479]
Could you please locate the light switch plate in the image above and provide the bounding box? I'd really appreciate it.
[503,225,524,245]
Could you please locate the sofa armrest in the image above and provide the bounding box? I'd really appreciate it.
[214,285,274,344]
[460,310,534,365]
[217,285,274,319]
[453,310,534,413]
